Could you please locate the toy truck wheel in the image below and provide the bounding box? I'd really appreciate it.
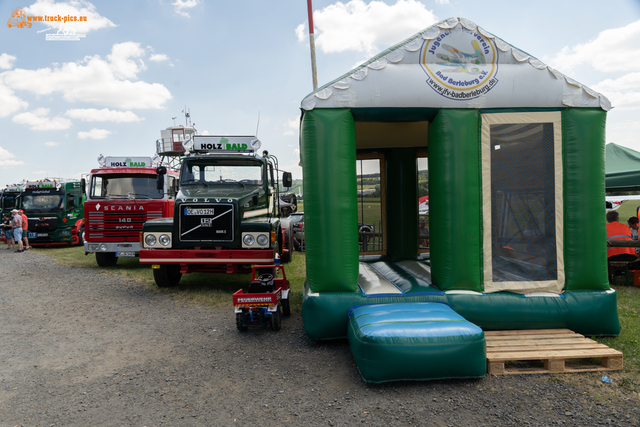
[95,252,118,267]
[270,304,282,331]
[153,264,182,288]
[236,312,248,332]
[281,297,291,317]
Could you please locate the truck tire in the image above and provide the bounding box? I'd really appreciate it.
[95,252,118,267]
[280,222,294,264]
[270,305,282,331]
[77,225,85,246]
[153,264,182,288]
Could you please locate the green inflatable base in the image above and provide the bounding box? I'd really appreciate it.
[348,302,486,383]
[303,282,621,341]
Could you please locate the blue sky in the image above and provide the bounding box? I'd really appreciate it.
[1,0,640,187]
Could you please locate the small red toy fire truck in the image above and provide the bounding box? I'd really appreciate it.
[233,265,291,331]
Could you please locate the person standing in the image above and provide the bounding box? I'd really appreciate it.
[19,209,29,250]
[2,213,14,250]
[628,217,640,257]
[606,211,635,261]
[11,209,24,253]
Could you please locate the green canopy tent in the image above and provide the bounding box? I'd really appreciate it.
[606,143,640,190]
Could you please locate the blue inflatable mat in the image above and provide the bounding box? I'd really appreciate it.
[348,302,486,383]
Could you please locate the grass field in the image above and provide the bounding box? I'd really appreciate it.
[32,246,307,313]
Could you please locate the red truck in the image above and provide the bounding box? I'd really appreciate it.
[83,156,179,267]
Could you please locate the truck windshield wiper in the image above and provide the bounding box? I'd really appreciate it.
[104,193,153,199]
[219,179,246,188]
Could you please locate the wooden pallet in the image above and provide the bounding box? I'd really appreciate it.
[485,329,623,375]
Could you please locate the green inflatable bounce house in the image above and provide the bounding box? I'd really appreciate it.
[299,18,620,382]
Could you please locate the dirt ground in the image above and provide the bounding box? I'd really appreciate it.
[0,250,638,426]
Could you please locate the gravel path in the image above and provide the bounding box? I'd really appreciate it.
[0,249,638,426]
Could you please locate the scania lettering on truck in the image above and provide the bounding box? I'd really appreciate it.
[83,156,179,267]
[139,135,294,288]
[21,180,84,246]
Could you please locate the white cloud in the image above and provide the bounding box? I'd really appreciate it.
[0,146,25,167]
[298,0,438,55]
[44,141,59,146]
[23,0,117,33]
[295,24,306,41]
[149,53,174,67]
[65,108,143,122]
[548,20,640,74]
[0,54,16,70]
[150,54,169,62]
[592,73,640,110]
[2,42,172,110]
[12,108,72,130]
[0,83,28,117]
[172,0,200,18]
[546,21,640,112]
[108,42,146,79]
[78,128,111,139]
[283,117,298,136]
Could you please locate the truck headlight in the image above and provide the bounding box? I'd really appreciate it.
[243,234,255,246]
[159,234,171,246]
[257,234,269,246]
[145,234,157,247]
[99,244,108,252]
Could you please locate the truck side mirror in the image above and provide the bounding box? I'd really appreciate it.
[81,178,86,195]
[283,172,292,188]
[67,193,75,208]
[156,166,167,191]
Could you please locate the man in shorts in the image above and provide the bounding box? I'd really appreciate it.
[19,209,29,250]
[2,213,14,250]
[11,209,24,252]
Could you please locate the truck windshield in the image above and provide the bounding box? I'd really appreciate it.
[90,174,163,199]
[180,161,263,186]
[22,193,64,213]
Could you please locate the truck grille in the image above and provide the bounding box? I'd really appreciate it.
[28,217,58,232]
[179,203,234,242]
[87,210,163,240]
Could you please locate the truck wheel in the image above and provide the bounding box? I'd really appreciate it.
[281,297,291,317]
[280,223,294,264]
[153,264,182,288]
[236,313,248,332]
[95,252,118,267]
[77,225,85,246]
[270,305,282,331]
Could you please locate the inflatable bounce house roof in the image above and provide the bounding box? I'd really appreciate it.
[298,17,619,382]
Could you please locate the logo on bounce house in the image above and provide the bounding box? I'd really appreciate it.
[420,28,499,101]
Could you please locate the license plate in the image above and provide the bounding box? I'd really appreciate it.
[28,232,47,238]
[185,208,215,215]
[117,251,136,257]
